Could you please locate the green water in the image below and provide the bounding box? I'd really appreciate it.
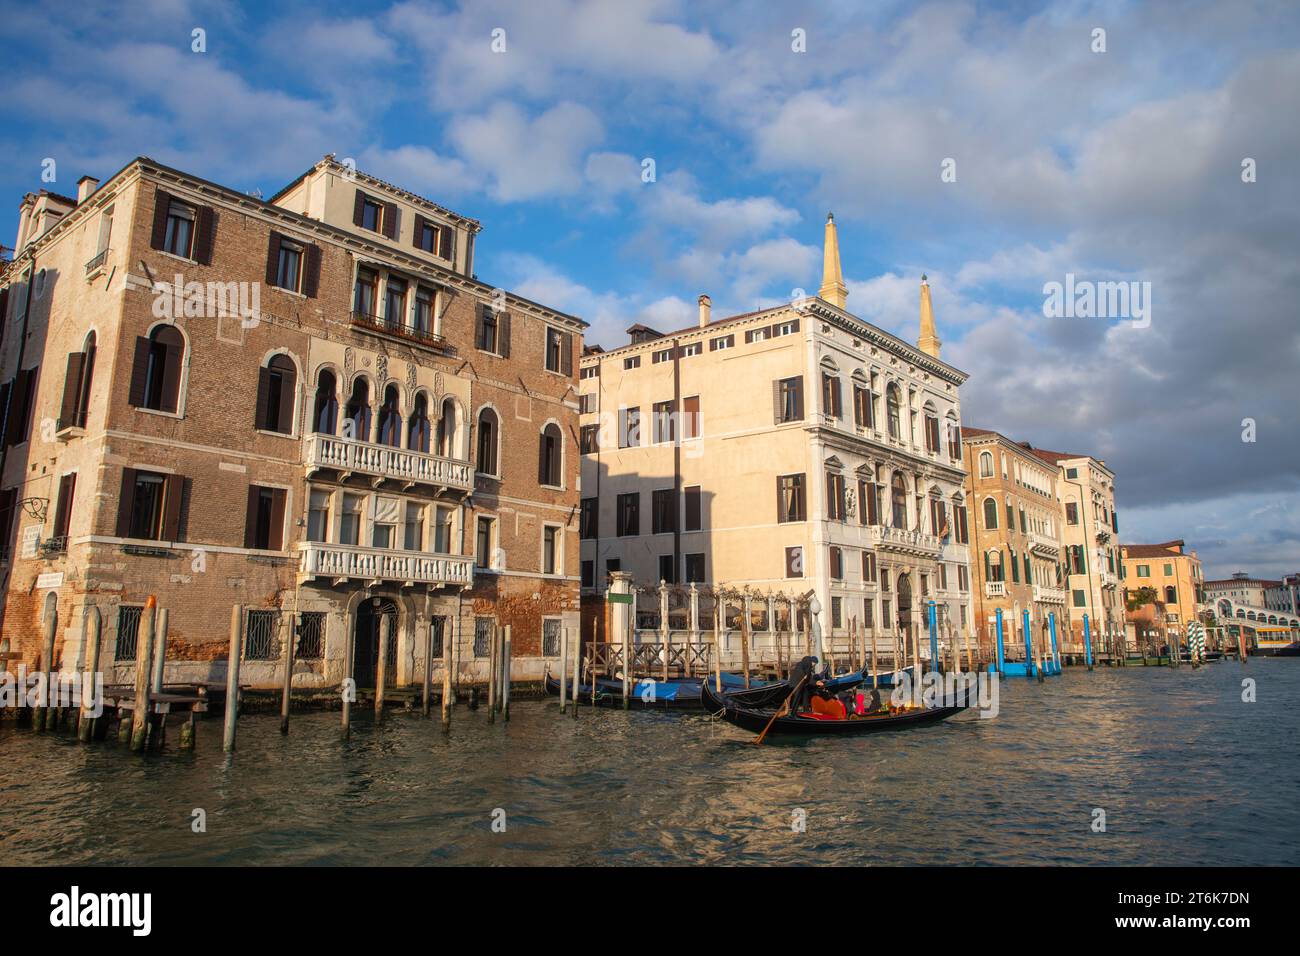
[1,663,1296,865]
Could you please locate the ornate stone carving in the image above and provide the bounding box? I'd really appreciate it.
[406,363,417,391]
[343,347,355,376]
[376,353,388,385]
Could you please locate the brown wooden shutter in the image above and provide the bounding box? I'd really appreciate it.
[5,369,30,446]
[772,380,782,423]
[412,214,425,249]
[538,434,548,485]
[254,365,272,429]
[243,486,260,549]
[150,190,171,250]
[685,487,700,530]
[193,206,216,265]
[52,473,74,538]
[352,190,366,227]
[265,232,282,286]
[59,352,85,428]
[162,475,185,541]
[160,336,183,413]
[116,468,137,537]
[499,312,511,357]
[560,331,573,376]
[276,364,296,434]
[382,202,398,239]
[128,337,151,407]
[440,225,455,262]
[301,243,321,298]
[269,488,287,550]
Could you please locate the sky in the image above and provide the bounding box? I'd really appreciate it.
[1,0,1297,579]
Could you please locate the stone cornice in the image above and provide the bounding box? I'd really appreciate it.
[803,298,968,386]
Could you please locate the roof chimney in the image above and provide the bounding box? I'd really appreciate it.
[76,176,99,203]
[698,294,711,328]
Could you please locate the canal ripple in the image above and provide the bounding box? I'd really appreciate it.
[0,662,1296,865]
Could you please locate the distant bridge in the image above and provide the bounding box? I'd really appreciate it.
[1213,598,1300,637]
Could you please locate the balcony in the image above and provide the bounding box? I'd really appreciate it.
[1027,531,1060,559]
[1033,584,1068,604]
[985,580,1006,598]
[350,310,451,353]
[85,249,109,279]
[1101,570,1119,588]
[299,542,473,588]
[867,525,942,558]
[304,433,472,494]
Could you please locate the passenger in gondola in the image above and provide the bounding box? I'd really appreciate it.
[786,656,823,712]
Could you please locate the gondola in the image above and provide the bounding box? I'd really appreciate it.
[700,674,972,737]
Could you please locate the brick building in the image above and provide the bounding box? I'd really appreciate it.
[0,155,583,691]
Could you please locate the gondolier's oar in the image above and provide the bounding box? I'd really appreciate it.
[753,676,806,746]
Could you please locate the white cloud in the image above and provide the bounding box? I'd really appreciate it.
[449,101,603,201]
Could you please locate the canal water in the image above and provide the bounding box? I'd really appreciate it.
[1,662,1297,865]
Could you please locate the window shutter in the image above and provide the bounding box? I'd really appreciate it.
[474,306,485,351]
[499,312,511,357]
[265,232,282,286]
[983,551,990,580]
[116,468,136,538]
[560,331,573,376]
[352,190,366,227]
[772,381,782,423]
[254,365,272,429]
[53,473,74,538]
[59,352,85,428]
[243,486,260,549]
[538,435,548,486]
[301,243,321,298]
[162,475,185,541]
[193,206,216,265]
[269,489,287,550]
[412,214,425,249]
[382,202,398,240]
[150,191,171,250]
[128,337,151,407]
[440,225,455,262]
[5,369,30,446]
[160,337,183,413]
[276,364,297,434]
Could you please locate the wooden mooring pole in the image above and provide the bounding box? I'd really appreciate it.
[37,593,57,732]
[572,625,582,719]
[223,604,242,752]
[487,623,498,723]
[341,614,354,739]
[559,626,568,713]
[374,613,390,723]
[280,612,296,734]
[502,625,512,721]
[441,623,453,729]
[422,619,434,718]
[78,606,102,743]
[129,597,157,752]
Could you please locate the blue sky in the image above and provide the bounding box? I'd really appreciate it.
[2,0,1298,578]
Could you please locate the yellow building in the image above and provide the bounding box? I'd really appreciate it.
[1121,540,1205,640]
[578,215,974,659]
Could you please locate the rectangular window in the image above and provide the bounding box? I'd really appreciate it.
[307,490,330,542]
[360,197,383,233]
[955,505,969,543]
[658,554,676,584]
[774,377,803,423]
[114,605,144,662]
[580,365,599,380]
[958,565,969,591]
[545,328,572,374]
[404,504,426,551]
[580,498,598,540]
[1137,565,1150,577]
[881,599,891,630]
[619,407,640,448]
[784,546,804,578]
[244,609,279,661]
[578,394,596,414]
[925,415,941,453]
[412,286,434,333]
[474,617,494,658]
[354,268,377,316]
[617,493,640,536]
[853,385,873,428]
[744,327,768,344]
[126,471,167,540]
[581,560,595,589]
[605,558,621,582]
[652,348,674,364]
[684,486,701,532]
[580,424,599,454]
[777,474,806,523]
[339,493,363,545]
[296,612,326,660]
[831,597,843,629]
[826,472,846,520]
[652,400,675,444]
[542,618,562,657]
[862,551,876,581]
[862,598,874,628]
[682,395,700,440]
[821,372,842,418]
[709,334,734,351]
[244,485,286,551]
[384,277,407,328]
[432,507,452,553]
[542,526,559,575]
[829,546,844,579]
[478,306,499,353]
[685,553,705,583]
[680,342,701,357]
[652,488,676,534]
[1072,589,1086,607]
[50,472,75,547]
[276,239,304,292]
[163,201,195,258]
[475,517,495,568]
[623,356,640,370]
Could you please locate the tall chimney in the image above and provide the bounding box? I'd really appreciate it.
[698,294,711,328]
[77,176,99,203]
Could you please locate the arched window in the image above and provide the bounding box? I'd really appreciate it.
[890,471,908,528]
[436,397,458,458]
[60,331,97,429]
[886,383,902,439]
[256,354,298,434]
[979,451,994,478]
[539,423,562,487]
[345,377,371,442]
[313,369,338,434]
[408,393,430,452]
[1164,586,1177,605]
[376,384,402,447]
[477,408,499,475]
[982,496,999,530]
[130,325,184,413]
[923,402,940,453]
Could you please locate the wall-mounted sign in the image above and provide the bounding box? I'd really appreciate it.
[36,572,64,590]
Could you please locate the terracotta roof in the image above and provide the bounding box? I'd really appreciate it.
[1122,540,1186,558]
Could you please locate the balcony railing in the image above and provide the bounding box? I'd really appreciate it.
[1027,531,1060,557]
[1033,584,1068,604]
[85,249,109,276]
[867,525,942,557]
[985,580,1006,598]
[350,310,450,352]
[300,541,473,587]
[1101,571,1119,588]
[304,433,472,492]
